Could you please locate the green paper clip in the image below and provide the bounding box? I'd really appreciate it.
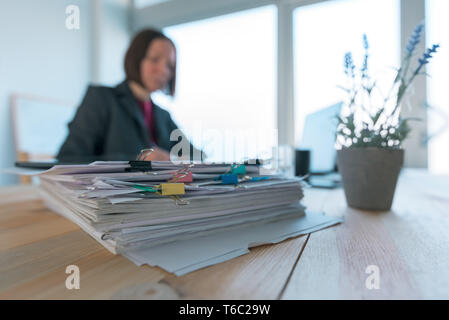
[132,185,158,192]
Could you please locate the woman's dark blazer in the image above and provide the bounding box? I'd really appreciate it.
[57,81,199,161]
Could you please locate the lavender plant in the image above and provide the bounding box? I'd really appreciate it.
[337,24,440,149]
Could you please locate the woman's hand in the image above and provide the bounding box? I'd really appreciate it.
[137,147,171,161]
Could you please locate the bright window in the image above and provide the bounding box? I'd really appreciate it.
[134,0,170,9]
[152,5,277,163]
[293,0,401,145]
[426,0,449,174]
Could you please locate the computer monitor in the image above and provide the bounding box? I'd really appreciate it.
[298,102,342,174]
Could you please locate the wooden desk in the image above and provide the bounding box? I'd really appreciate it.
[1,170,448,299]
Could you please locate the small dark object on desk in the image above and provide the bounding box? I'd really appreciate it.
[295,149,310,177]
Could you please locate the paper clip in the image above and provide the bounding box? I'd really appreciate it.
[126,160,153,172]
[132,182,185,195]
[160,183,185,196]
[132,183,189,206]
[171,171,193,183]
[218,174,239,185]
[168,164,194,183]
[132,184,158,192]
[169,195,190,206]
[136,148,154,161]
[125,148,155,172]
[231,164,246,175]
[214,164,246,185]
[247,176,270,182]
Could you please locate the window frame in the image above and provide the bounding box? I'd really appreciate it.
[132,0,427,168]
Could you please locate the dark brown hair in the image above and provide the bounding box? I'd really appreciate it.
[124,29,176,96]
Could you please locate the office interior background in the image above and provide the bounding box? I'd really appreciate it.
[0,0,447,186]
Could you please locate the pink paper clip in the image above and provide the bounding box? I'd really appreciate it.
[168,171,193,183]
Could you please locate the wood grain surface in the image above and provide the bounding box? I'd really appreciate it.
[0,185,307,299]
[1,170,448,299]
[282,170,449,299]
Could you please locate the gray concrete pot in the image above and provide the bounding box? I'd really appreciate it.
[337,147,404,211]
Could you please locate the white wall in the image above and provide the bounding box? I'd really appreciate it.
[93,0,131,85]
[0,0,131,186]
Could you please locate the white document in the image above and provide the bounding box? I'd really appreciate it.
[9,161,343,277]
[124,211,342,276]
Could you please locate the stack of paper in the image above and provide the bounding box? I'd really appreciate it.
[33,161,342,275]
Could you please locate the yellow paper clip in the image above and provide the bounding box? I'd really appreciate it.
[160,183,185,196]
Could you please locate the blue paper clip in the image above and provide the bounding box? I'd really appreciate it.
[219,174,239,185]
[249,176,270,181]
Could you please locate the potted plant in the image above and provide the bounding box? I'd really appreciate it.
[336,24,439,211]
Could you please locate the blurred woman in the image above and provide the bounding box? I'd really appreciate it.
[57,29,201,161]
